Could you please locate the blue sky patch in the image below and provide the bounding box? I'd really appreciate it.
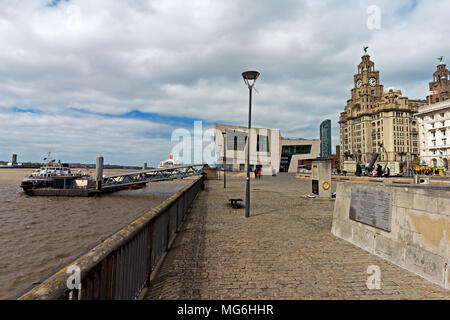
[47,0,70,7]
[11,107,41,114]
[68,107,214,127]
[396,0,419,17]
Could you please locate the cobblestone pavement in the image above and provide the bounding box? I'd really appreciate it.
[144,174,449,300]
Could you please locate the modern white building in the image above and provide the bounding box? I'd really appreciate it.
[214,123,320,174]
[416,100,450,169]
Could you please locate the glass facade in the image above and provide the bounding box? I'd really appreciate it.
[320,120,332,158]
[280,144,312,172]
[281,145,312,157]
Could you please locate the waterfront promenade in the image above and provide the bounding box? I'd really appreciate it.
[144,174,449,300]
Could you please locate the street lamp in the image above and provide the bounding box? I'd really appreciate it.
[222,131,227,188]
[242,70,260,218]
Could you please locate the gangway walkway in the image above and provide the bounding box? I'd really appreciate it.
[101,164,206,189]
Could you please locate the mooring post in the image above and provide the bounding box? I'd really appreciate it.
[96,156,104,190]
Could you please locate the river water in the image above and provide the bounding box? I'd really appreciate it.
[0,169,191,299]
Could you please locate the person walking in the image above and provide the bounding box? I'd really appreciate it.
[384,166,390,178]
[258,168,262,180]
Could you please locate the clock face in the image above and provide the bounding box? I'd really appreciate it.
[369,78,377,86]
[356,79,362,88]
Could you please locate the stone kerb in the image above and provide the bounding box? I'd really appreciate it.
[332,182,449,289]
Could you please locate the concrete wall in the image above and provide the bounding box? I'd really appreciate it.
[203,168,218,180]
[332,182,449,290]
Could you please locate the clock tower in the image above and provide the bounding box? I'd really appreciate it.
[427,58,450,104]
[343,51,384,120]
[339,49,423,174]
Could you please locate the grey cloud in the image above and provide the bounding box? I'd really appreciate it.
[0,0,449,164]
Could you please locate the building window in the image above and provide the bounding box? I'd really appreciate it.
[256,135,269,152]
[281,145,312,157]
[234,136,238,151]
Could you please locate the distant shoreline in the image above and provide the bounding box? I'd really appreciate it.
[0,165,145,170]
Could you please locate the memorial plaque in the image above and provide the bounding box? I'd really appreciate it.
[349,188,392,232]
[312,180,319,195]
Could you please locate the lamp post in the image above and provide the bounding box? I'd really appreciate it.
[223,131,227,188]
[242,70,260,218]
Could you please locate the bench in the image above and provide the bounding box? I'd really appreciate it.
[228,196,243,209]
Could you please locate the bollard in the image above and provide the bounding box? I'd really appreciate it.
[201,173,206,190]
[95,156,104,190]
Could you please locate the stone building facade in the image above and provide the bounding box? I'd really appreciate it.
[427,60,450,104]
[415,61,450,169]
[339,52,425,173]
[416,100,450,169]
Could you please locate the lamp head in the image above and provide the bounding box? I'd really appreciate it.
[242,71,260,88]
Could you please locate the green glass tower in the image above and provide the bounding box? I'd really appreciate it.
[320,119,332,158]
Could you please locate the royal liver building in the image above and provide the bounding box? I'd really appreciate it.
[339,50,425,174]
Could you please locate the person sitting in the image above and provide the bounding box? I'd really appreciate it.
[355,164,362,176]
[376,164,383,177]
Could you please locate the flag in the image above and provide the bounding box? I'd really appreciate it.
[429,91,438,95]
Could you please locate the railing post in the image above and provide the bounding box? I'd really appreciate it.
[145,222,154,287]
[166,207,170,251]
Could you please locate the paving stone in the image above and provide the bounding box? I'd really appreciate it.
[144,174,449,300]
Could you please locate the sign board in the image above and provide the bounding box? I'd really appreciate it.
[349,188,392,232]
[312,165,318,179]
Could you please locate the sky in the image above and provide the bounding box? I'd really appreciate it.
[0,0,449,166]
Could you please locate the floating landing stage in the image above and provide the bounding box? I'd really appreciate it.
[24,185,132,197]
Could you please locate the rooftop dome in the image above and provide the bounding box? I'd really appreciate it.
[387,86,397,92]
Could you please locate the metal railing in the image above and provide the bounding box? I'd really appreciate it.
[16,175,205,300]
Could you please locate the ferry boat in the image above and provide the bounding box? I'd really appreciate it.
[20,154,84,191]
